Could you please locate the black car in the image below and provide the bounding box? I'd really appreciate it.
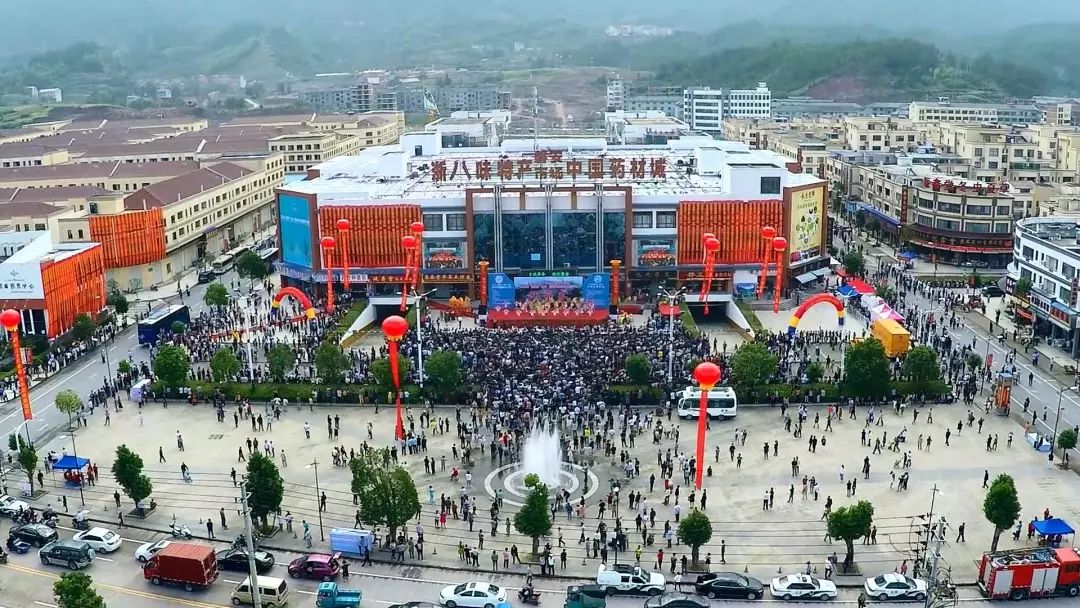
[8,523,59,547]
[216,547,275,574]
[197,271,216,284]
[643,593,710,608]
[982,285,1005,298]
[387,602,440,608]
[695,572,765,600]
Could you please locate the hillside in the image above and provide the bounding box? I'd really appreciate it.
[654,39,1047,101]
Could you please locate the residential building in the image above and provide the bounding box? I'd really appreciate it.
[268,131,361,175]
[625,95,684,119]
[841,117,920,153]
[766,131,845,177]
[724,83,772,119]
[684,83,772,134]
[909,100,1042,125]
[0,186,123,236]
[604,111,696,145]
[433,87,511,113]
[1007,217,1080,353]
[771,98,865,121]
[300,82,380,113]
[0,161,200,192]
[0,144,70,168]
[606,78,625,111]
[36,88,62,103]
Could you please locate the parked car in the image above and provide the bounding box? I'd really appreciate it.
[0,494,29,518]
[135,539,171,563]
[287,553,341,581]
[8,523,59,547]
[982,285,1005,298]
[197,270,216,284]
[73,527,123,553]
[596,564,667,595]
[643,592,710,608]
[694,572,765,600]
[439,582,508,608]
[217,547,275,574]
[769,574,837,601]
[863,573,928,601]
[39,540,96,570]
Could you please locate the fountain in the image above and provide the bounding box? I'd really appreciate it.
[519,425,563,488]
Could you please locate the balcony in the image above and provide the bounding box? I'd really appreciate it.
[1010,162,1044,171]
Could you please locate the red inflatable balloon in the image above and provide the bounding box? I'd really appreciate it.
[693,361,721,389]
[382,315,408,341]
[0,309,19,331]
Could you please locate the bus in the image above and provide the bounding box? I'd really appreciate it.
[675,386,738,420]
[211,245,251,275]
[138,304,190,346]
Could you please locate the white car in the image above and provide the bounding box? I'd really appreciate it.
[73,527,123,553]
[864,573,928,601]
[439,582,508,608]
[0,494,29,518]
[134,539,171,563]
[770,574,838,601]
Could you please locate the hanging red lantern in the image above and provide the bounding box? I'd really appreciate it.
[772,236,788,252]
[321,236,336,249]
[692,361,721,489]
[693,361,721,388]
[762,226,777,240]
[701,232,716,243]
[336,218,351,232]
[401,235,418,249]
[704,237,720,252]
[382,315,409,440]
[336,219,352,291]
[410,221,425,235]
[321,237,337,314]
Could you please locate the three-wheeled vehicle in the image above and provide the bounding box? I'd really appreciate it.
[565,585,607,608]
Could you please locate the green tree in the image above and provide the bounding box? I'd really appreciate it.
[210,347,242,382]
[805,361,825,384]
[965,352,984,373]
[843,338,891,399]
[1057,427,1077,462]
[315,341,350,383]
[677,510,713,565]
[267,345,296,383]
[523,473,541,488]
[71,313,95,342]
[842,251,866,277]
[901,346,941,395]
[984,474,1022,551]
[246,452,284,529]
[116,360,132,376]
[203,282,230,309]
[170,321,187,335]
[112,445,153,507]
[826,500,874,572]
[513,482,552,555]
[349,449,421,540]
[235,250,269,288]
[106,291,129,315]
[425,350,463,400]
[15,433,38,495]
[371,356,412,389]
[1014,277,1032,299]
[153,345,190,388]
[625,353,652,385]
[54,389,83,432]
[730,342,778,392]
[54,572,106,608]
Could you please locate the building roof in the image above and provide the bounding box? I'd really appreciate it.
[0,186,113,203]
[219,113,317,127]
[122,162,252,210]
[912,101,1039,111]
[77,138,206,159]
[0,143,63,159]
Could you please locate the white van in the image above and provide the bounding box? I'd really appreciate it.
[231,576,290,608]
[674,386,738,419]
[596,563,666,595]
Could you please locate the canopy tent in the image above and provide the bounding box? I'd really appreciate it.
[835,285,858,298]
[847,279,875,295]
[897,251,919,261]
[887,311,905,321]
[1033,518,1074,537]
[52,455,89,471]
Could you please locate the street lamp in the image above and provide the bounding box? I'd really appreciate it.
[307,459,325,541]
[59,427,85,506]
[658,287,687,386]
[1050,384,1077,464]
[404,288,437,389]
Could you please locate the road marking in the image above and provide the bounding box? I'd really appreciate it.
[96,556,114,562]
[33,602,58,608]
[2,562,224,608]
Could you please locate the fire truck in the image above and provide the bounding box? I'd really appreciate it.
[978,547,1080,600]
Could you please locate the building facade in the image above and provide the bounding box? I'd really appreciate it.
[909,101,1042,125]
[684,84,772,134]
[1007,217,1080,355]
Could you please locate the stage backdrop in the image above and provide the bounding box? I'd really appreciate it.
[486,273,610,310]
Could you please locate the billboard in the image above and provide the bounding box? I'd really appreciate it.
[486,273,610,309]
[487,272,515,309]
[424,241,464,269]
[636,240,675,268]
[279,194,313,269]
[0,263,44,300]
[789,186,825,266]
[581,273,611,308]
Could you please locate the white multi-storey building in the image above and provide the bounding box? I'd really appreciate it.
[1008,217,1080,355]
[909,100,1042,125]
[606,78,625,112]
[683,83,771,134]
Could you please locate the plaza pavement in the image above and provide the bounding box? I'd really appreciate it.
[15,383,1079,586]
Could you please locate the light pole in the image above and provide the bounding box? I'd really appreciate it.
[405,288,437,389]
[61,424,86,506]
[1050,384,1076,464]
[658,287,686,386]
[308,459,325,541]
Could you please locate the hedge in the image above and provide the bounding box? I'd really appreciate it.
[735,300,764,334]
[679,301,701,337]
[326,301,368,341]
[154,381,421,403]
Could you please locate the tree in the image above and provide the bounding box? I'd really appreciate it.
[71,313,95,342]
[153,345,190,388]
[267,345,296,383]
[1057,428,1077,462]
[625,353,652,385]
[15,433,38,495]
[513,482,552,555]
[203,282,230,309]
[843,338,891,399]
[112,445,153,507]
[827,500,874,572]
[984,474,1021,551]
[116,359,132,375]
[425,350,463,399]
[349,449,421,540]
[677,510,713,565]
[730,342,778,393]
[210,347,242,382]
[106,291,129,315]
[842,251,866,277]
[246,452,284,529]
[901,346,941,395]
[371,356,412,389]
[54,572,105,608]
[805,361,825,384]
[235,250,269,288]
[54,389,83,431]
[1014,277,1032,299]
[170,321,187,335]
[315,341,350,383]
[965,352,984,373]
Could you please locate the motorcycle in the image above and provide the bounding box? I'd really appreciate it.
[169,523,193,540]
[42,514,58,529]
[72,509,91,531]
[517,589,541,605]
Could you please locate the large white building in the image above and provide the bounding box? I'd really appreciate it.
[683,83,771,134]
[1008,217,1080,355]
[909,100,1042,125]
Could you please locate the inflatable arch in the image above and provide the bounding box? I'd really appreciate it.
[787,293,845,336]
[271,287,316,319]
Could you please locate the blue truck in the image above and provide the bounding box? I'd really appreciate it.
[138,304,190,345]
[316,582,362,607]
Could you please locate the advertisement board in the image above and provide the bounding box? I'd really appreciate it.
[279,194,313,269]
[423,241,464,269]
[487,272,515,309]
[581,273,611,308]
[0,263,44,300]
[789,186,825,266]
[486,273,611,309]
[636,240,675,268]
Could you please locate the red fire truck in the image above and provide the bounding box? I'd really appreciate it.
[978,547,1080,600]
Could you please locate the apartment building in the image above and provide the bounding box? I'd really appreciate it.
[725,83,772,119]
[1007,217,1080,352]
[0,186,123,236]
[300,82,388,113]
[767,133,844,177]
[0,161,200,192]
[56,152,284,290]
[909,100,1042,125]
[683,88,726,134]
[772,98,865,121]
[624,95,684,119]
[606,78,625,111]
[0,144,70,168]
[841,117,920,152]
[269,131,361,174]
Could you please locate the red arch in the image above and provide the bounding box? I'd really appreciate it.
[787,293,845,336]
[272,287,316,319]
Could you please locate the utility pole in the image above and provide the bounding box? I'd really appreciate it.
[239,482,263,608]
[532,87,539,152]
[411,288,437,389]
[310,459,325,541]
[658,287,686,386]
[924,516,946,608]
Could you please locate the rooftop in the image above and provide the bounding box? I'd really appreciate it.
[912,101,1039,111]
[122,162,253,210]
[0,185,113,203]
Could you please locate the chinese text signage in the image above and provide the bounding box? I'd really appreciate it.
[431,150,667,183]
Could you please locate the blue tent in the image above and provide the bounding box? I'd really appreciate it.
[1033,518,1074,536]
[52,455,89,471]
[836,285,858,298]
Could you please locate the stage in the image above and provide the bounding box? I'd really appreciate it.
[486,309,609,327]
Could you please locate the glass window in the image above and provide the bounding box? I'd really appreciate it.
[632,212,653,229]
[918,198,934,209]
[966,205,992,215]
[760,177,781,195]
[655,211,676,229]
[423,213,443,231]
[603,212,626,264]
[472,214,495,264]
[935,218,960,231]
[994,222,1012,234]
[501,213,546,268]
[938,202,962,214]
[964,222,990,233]
[446,213,466,231]
[552,212,597,268]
